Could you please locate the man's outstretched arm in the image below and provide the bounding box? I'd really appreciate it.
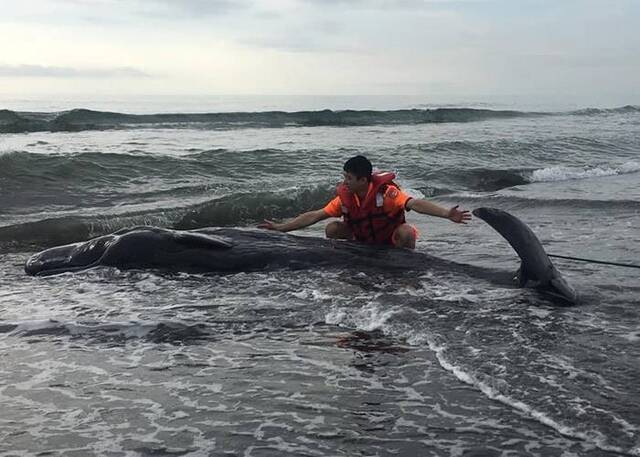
[258,209,331,232]
[406,199,471,224]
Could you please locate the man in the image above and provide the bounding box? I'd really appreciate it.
[258,155,470,249]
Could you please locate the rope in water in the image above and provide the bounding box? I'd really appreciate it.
[548,254,640,269]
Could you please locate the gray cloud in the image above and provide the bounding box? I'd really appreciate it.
[145,0,250,17]
[1,0,254,25]
[298,0,489,10]
[98,0,253,20]
[515,53,640,69]
[237,18,350,53]
[0,64,152,78]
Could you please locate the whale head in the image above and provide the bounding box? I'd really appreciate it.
[25,235,117,276]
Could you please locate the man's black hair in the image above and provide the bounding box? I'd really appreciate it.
[343,155,373,181]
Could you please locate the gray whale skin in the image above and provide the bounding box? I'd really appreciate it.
[24,207,579,305]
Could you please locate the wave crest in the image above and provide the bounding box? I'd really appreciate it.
[0,185,337,248]
[530,162,640,182]
[0,107,534,133]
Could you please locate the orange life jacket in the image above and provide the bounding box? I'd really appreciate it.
[337,172,406,244]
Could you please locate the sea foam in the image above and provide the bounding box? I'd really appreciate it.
[530,161,640,182]
[426,336,634,456]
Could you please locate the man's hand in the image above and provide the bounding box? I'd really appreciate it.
[258,219,281,231]
[448,205,471,224]
[257,210,330,233]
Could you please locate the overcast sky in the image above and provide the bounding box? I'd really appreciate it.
[0,0,638,103]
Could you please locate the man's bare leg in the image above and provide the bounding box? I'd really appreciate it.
[392,224,418,249]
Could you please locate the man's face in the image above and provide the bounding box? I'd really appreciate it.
[343,172,368,193]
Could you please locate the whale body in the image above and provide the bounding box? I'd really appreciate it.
[24,207,579,304]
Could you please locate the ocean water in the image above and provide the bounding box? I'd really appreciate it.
[0,96,639,456]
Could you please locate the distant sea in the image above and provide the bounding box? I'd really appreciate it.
[1,95,639,456]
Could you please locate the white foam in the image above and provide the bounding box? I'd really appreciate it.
[325,301,398,332]
[426,335,630,456]
[530,161,640,183]
[528,307,553,319]
[324,308,346,325]
[10,318,63,334]
[622,332,640,343]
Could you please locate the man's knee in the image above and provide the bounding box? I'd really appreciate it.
[325,221,352,239]
[393,224,417,249]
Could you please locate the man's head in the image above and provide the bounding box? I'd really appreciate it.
[343,155,372,194]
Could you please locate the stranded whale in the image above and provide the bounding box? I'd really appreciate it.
[24,207,578,304]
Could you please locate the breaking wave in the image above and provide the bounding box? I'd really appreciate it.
[0,107,539,133]
[2,161,638,249]
[2,105,638,133]
[529,162,640,182]
[569,105,640,116]
[422,161,640,193]
[0,185,337,248]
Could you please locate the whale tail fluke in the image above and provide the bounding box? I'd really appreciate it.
[549,276,579,305]
[473,207,579,305]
